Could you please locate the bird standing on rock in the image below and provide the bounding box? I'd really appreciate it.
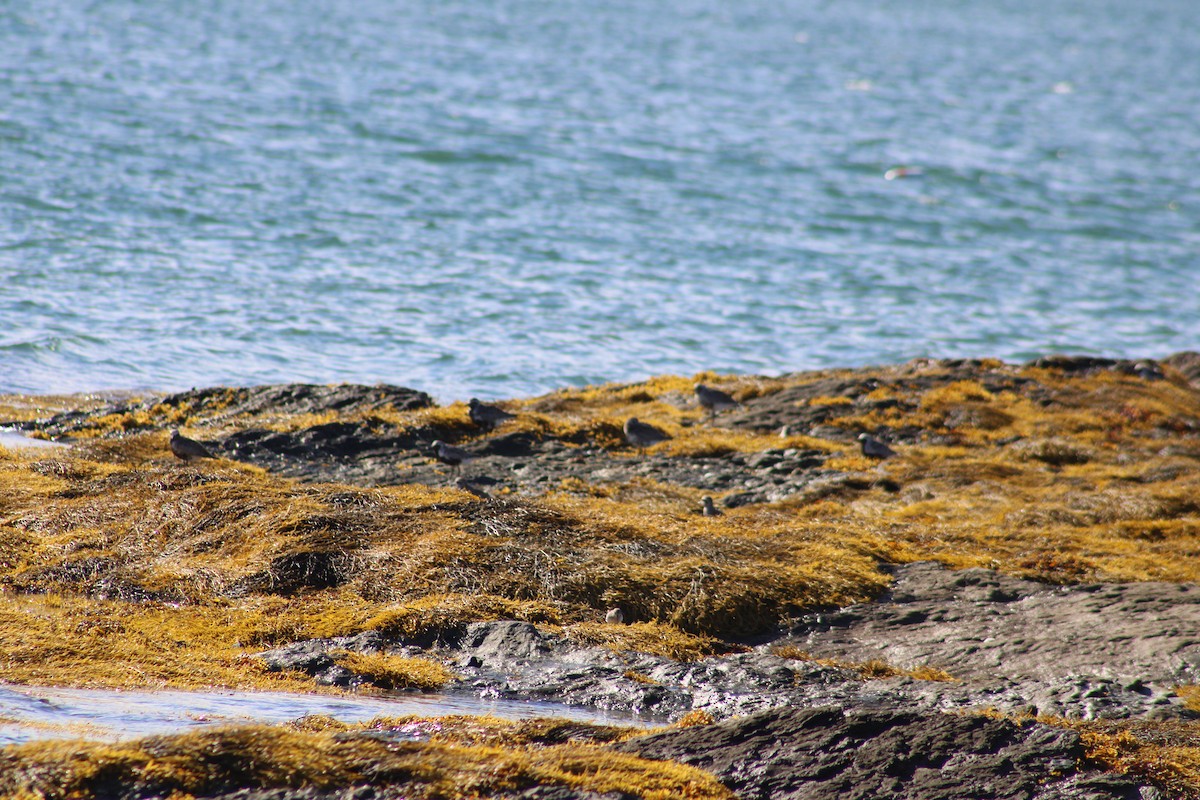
[694,383,739,422]
[468,398,516,431]
[431,440,475,474]
[858,433,898,459]
[169,429,214,461]
[623,417,670,452]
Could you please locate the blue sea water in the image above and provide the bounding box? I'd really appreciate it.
[1,0,1198,401]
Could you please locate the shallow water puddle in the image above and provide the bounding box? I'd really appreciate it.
[0,685,654,745]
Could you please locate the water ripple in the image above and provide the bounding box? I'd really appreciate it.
[0,685,654,745]
[1,0,1198,399]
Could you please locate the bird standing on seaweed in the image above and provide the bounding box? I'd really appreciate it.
[169,429,214,460]
[695,383,739,422]
[623,417,670,453]
[858,433,897,459]
[468,398,516,431]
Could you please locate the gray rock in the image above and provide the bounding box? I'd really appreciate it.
[782,562,1200,689]
[255,631,401,688]
[457,621,561,665]
[1164,351,1200,389]
[617,704,1150,800]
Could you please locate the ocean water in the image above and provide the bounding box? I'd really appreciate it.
[2,0,1198,402]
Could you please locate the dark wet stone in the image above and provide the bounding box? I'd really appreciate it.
[255,631,392,688]
[476,431,542,457]
[164,383,434,417]
[457,621,561,664]
[1029,355,1125,373]
[219,423,427,483]
[1027,355,1166,383]
[1165,351,1200,389]
[616,704,1151,800]
[15,383,432,439]
[254,640,338,675]
[211,787,619,800]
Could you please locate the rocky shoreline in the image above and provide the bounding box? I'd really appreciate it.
[3,354,1200,798]
[248,560,1196,798]
[258,561,1200,725]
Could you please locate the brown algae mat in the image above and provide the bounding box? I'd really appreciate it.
[3,353,1200,797]
[0,714,732,800]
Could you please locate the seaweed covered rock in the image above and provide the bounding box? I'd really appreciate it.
[7,383,432,438]
[3,356,1200,798]
[1164,351,1200,389]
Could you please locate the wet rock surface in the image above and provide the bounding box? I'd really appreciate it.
[256,563,1199,724]
[207,786,623,800]
[617,704,1152,800]
[231,429,854,503]
[783,561,1200,688]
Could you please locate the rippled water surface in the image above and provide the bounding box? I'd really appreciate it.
[2,0,1198,399]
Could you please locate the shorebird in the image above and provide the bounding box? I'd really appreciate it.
[623,417,670,453]
[431,440,475,473]
[605,607,625,624]
[701,496,722,517]
[858,433,898,459]
[169,429,214,461]
[694,383,739,422]
[468,398,516,431]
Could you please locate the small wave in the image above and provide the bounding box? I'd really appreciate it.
[2,193,74,213]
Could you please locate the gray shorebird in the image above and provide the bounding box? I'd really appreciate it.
[623,417,670,453]
[169,429,214,461]
[858,433,897,459]
[701,496,722,517]
[468,398,516,431]
[605,607,625,624]
[694,383,739,421]
[431,439,475,473]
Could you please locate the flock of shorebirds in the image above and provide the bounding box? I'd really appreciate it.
[168,381,900,627]
[169,382,902,470]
